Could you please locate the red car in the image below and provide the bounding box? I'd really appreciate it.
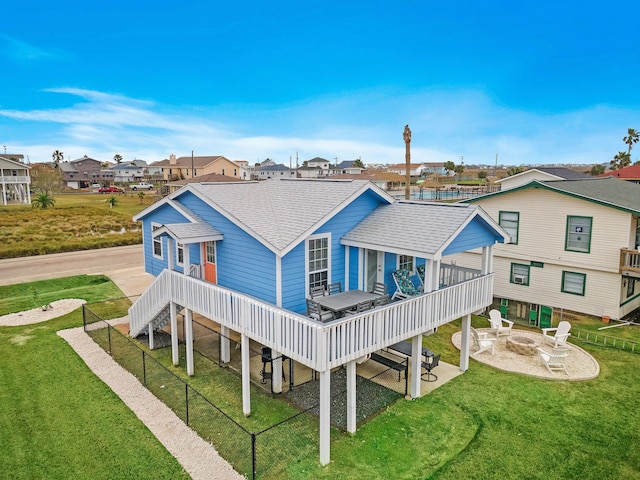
[98,186,122,193]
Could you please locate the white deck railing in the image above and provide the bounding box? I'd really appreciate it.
[129,269,493,371]
[620,248,640,276]
[0,176,30,184]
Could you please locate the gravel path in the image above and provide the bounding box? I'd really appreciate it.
[2,301,243,479]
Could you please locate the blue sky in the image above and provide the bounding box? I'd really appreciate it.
[1,1,638,167]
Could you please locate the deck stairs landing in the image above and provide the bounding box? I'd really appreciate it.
[139,302,184,341]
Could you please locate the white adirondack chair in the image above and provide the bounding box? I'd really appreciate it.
[542,321,571,347]
[537,346,569,374]
[488,309,514,337]
[471,327,496,356]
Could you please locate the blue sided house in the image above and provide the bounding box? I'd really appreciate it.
[130,178,508,465]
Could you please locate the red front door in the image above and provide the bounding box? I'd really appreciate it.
[203,241,217,284]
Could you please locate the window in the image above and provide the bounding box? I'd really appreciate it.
[177,243,184,266]
[565,216,592,253]
[206,241,216,263]
[398,255,414,273]
[561,271,586,296]
[499,211,519,244]
[510,263,530,286]
[308,236,329,293]
[152,224,162,258]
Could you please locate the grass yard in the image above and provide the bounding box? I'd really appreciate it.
[3,276,640,479]
[0,193,150,259]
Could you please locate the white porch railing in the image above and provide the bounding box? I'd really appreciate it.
[129,269,494,372]
[440,263,482,287]
[620,248,640,277]
[0,176,30,184]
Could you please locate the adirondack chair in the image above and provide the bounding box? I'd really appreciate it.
[537,346,569,374]
[488,309,514,337]
[416,264,425,286]
[391,269,420,300]
[542,321,571,347]
[470,327,496,356]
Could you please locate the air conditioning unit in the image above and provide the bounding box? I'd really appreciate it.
[513,274,526,284]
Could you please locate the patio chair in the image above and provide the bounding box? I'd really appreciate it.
[391,269,420,301]
[371,282,387,296]
[537,346,569,374]
[488,309,514,337]
[542,321,571,347]
[306,298,335,322]
[309,285,326,299]
[421,353,440,382]
[416,264,425,286]
[327,281,342,295]
[470,327,496,356]
[344,299,374,316]
[374,294,390,307]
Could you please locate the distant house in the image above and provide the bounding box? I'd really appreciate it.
[257,163,296,180]
[0,155,31,205]
[387,163,425,177]
[60,155,112,189]
[496,167,591,190]
[329,160,364,176]
[453,177,640,323]
[151,154,243,182]
[130,178,508,465]
[110,162,145,183]
[166,172,242,194]
[598,164,640,184]
[305,157,331,177]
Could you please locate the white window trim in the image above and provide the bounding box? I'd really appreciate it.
[152,222,163,259]
[305,233,332,297]
[176,243,184,266]
[205,241,216,264]
[397,254,416,274]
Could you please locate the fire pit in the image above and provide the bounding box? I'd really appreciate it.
[506,336,540,356]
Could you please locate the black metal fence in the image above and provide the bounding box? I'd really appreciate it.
[82,304,321,479]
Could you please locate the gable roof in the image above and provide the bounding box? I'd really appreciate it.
[464,177,640,215]
[0,156,30,169]
[598,164,640,180]
[135,178,394,256]
[496,167,590,183]
[154,155,233,168]
[342,201,508,260]
[168,173,241,186]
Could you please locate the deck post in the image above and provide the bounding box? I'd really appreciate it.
[170,301,179,365]
[185,308,194,376]
[410,334,423,398]
[346,360,357,432]
[241,334,251,416]
[481,245,493,274]
[319,369,331,465]
[272,351,283,393]
[148,323,154,350]
[220,326,231,363]
[460,314,471,372]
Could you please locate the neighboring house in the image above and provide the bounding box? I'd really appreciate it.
[257,163,296,179]
[0,155,30,205]
[61,155,113,188]
[598,164,640,184]
[166,172,242,194]
[329,160,364,176]
[453,177,640,324]
[305,157,331,176]
[421,162,447,176]
[297,165,325,178]
[387,163,425,177]
[152,154,243,181]
[329,173,400,190]
[496,167,591,191]
[129,178,508,465]
[110,162,145,183]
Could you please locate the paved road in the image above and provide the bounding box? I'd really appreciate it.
[0,245,154,297]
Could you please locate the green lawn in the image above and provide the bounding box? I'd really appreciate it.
[2,277,640,479]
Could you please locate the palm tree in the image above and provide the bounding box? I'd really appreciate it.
[31,193,55,209]
[454,164,465,182]
[113,154,123,164]
[610,151,631,170]
[589,164,605,176]
[623,128,639,155]
[105,196,119,209]
[52,150,63,168]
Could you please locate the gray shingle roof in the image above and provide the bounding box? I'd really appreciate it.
[155,222,223,243]
[342,201,483,258]
[188,179,388,254]
[540,177,640,214]
[535,167,591,180]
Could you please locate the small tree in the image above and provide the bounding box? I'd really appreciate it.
[454,164,465,182]
[444,161,455,176]
[506,166,524,177]
[610,151,631,170]
[589,164,605,176]
[106,196,118,209]
[31,193,55,209]
[113,154,123,164]
[137,191,146,204]
[477,170,488,182]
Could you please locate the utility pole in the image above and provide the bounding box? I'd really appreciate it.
[403,125,412,200]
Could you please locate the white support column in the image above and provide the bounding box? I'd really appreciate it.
[184,244,191,276]
[170,301,179,366]
[26,183,31,204]
[275,255,282,307]
[148,323,155,350]
[220,326,231,363]
[423,259,434,292]
[431,259,440,290]
[346,360,357,433]
[357,248,364,291]
[345,247,350,291]
[410,334,423,398]
[272,351,283,394]
[319,369,331,465]
[185,308,194,376]
[460,314,471,372]
[241,334,251,416]
[167,238,175,271]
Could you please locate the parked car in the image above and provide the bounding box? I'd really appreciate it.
[130,182,154,191]
[91,183,101,189]
[98,186,122,193]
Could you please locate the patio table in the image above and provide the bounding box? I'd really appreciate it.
[315,290,380,315]
[388,340,434,359]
